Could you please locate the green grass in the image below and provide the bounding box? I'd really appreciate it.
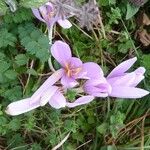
[0,0,150,149]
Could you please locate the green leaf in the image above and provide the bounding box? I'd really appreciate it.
[8,118,21,131]
[26,68,38,76]
[20,0,49,8]
[4,69,17,80]
[18,23,49,62]
[0,0,8,15]
[4,7,33,24]
[97,123,108,135]
[66,89,77,101]
[0,28,17,48]
[126,2,139,20]
[0,61,10,73]
[109,0,116,5]
[142,55,150,74]
[15,54,28,66]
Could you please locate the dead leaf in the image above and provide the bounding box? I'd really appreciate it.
[138,29,150,46]
[143,13,150,26]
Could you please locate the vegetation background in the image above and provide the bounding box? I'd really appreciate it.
[0,0,150,149]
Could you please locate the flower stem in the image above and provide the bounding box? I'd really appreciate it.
[48,25,56,72]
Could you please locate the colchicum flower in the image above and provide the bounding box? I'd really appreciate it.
[32,2,72,29]
[5,68,94,116]
[51,40,101,88]
[106,57,149,98]
[84,57,149,99]
[83,64,112,97]
[5,40,100,116]
[5,70,63,116]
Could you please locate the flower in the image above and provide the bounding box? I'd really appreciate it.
[5,69,94,116]
[84,57,149,99]
[6,69,64,116]
[84,78,112,97]
[51,40,102,88]
[106,57,149,98]
[32,2,72,29]
[5,40,101,116]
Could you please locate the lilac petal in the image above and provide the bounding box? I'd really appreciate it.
[30,69,63,105]
[49,90,66,109]
[84,79,111,97]
[45,2,53,8]
[84,86,109,97]
[40,86,58,106]
[51,41,72,66]
[61,75,78,88]
[107,73,136,86]
[66,96,94,108]
[39,6,48,20]
[83,62,104,79]
[69,57,83,68]
[57,19,72,29]
[109,86,149,98]
[5,98,40,116]
[32,8,45,22]
[131,67,145,86]
[107,57,137,78]
[68,57,85,79]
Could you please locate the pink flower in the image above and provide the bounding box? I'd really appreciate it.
[84,57,149,99]
[51,40,102,88]
[106,57,149,98]
[6,69,94,116]
[32,2,72,29]
[5,70,63,116]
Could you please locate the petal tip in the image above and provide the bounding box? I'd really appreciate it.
[5,107,10,115]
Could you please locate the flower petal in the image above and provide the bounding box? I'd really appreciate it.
[49,90,66,109]
[32,8,45,22]
[107,72,136,86]
[131,67,146,86]
[83,62,104,79]
[31,69,63,104]
[40,86,58,106]
[51,41,72,66]
[107,57,137,78]
[84,79,111,97]
[109,86,149,98]
[69,57,83,68]
[61,75,78,88]
[68,57,85,79]
[66,96,94,108]
[5,98,40,116]
[57,19,72,28]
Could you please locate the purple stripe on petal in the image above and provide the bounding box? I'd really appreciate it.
[66,96,94,108]
[5,98,40,116]
[51,41,72,67]
[107,57,137,78]
[109,86,149,98]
